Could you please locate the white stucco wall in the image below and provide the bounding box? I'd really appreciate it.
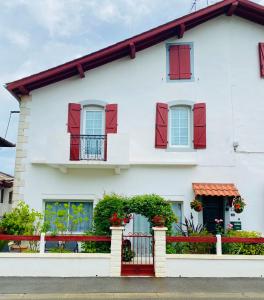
[167,255,264,277]
[0,253,110,277]
[15,16,264,232]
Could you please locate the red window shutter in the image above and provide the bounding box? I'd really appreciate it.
[155,103,168,148]
[169,45,191,80]
[193,103,206,149]
[105,104,118,134]
[259,43,264,78]
[68,103,81,160]
[169,46,180,80]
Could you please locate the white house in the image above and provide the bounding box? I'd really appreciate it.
[0,137,15,218]
[5,0,264,234]
[0,172,13,218]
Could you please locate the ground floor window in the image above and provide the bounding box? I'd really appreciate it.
[171,202,183,233]
[44,201,93,233]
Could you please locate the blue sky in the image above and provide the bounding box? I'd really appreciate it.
[0,0,263,175]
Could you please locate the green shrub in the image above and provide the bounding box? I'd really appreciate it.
[0,201,43,235]
[80,231,111,253]
[125,194,177,234]
[166,230,214,254]
[166,232,189,254]
[0,201,44,252]
[223,230,264,255]
[93,194,127,235]
[188,230,215,254]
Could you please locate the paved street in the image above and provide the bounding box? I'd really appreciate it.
[0,278,264,299]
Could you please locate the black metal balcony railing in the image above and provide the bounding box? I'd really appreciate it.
[78,135,107,161]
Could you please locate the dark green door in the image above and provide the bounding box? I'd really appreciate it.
[202,196,224,233]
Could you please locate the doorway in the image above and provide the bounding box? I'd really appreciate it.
[202,196,224,233]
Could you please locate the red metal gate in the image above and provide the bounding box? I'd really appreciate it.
[121,233,154,276]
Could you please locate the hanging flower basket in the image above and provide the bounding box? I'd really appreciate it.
[152,215,166,227]
[232,196,246,213]
[190,199,203,212]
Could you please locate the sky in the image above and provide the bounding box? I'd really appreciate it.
[0,0,263,175]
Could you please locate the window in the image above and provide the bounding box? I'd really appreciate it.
[168,44,192,80]
[171,202,183,233]
[0,189,4,203]
[83,106,104,136]
[169,106,191,147]
[8,191,13,204]
[45,201,93,233]
[82,106,105,159]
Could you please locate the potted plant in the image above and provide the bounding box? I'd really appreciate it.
[109,212,124,226]
[152,215,166,227]
[190,199,203,212]
[122,239,135,262]
[232,196,246,213]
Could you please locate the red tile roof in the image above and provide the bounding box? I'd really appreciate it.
[192,183,240,197]
[5,0,264,100]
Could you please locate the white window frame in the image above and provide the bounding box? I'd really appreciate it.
[169,105,191,148]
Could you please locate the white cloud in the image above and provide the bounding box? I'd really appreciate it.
[4,30,30,48]
[20,0,84,37]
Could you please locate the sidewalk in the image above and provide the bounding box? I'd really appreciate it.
[0,278,264,299]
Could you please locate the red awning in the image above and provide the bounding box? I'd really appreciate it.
[192,183,239,197]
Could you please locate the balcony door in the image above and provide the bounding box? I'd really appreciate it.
[82,106,105,160]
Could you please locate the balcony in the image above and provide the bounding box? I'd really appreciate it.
[72,135,107,161]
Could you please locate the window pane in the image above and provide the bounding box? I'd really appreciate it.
[69,202,93,232]
[170,106,190,146]
[45,202,69,233]
[85,110,103,135]
[171,202,183,233]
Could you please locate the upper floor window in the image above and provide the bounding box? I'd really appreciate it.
[168,44,192,81]
[155,102,206,150]
[83,106,105,136]
[169,106,191,148]
[68,102,118,161]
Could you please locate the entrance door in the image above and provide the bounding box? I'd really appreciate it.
[202,196,224,233]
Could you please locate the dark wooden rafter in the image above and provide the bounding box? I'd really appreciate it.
[227,1,239,16]
[129,42,136,59]
[77,64,85,78]
[18,85,29,95]
[178,23,185,39]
